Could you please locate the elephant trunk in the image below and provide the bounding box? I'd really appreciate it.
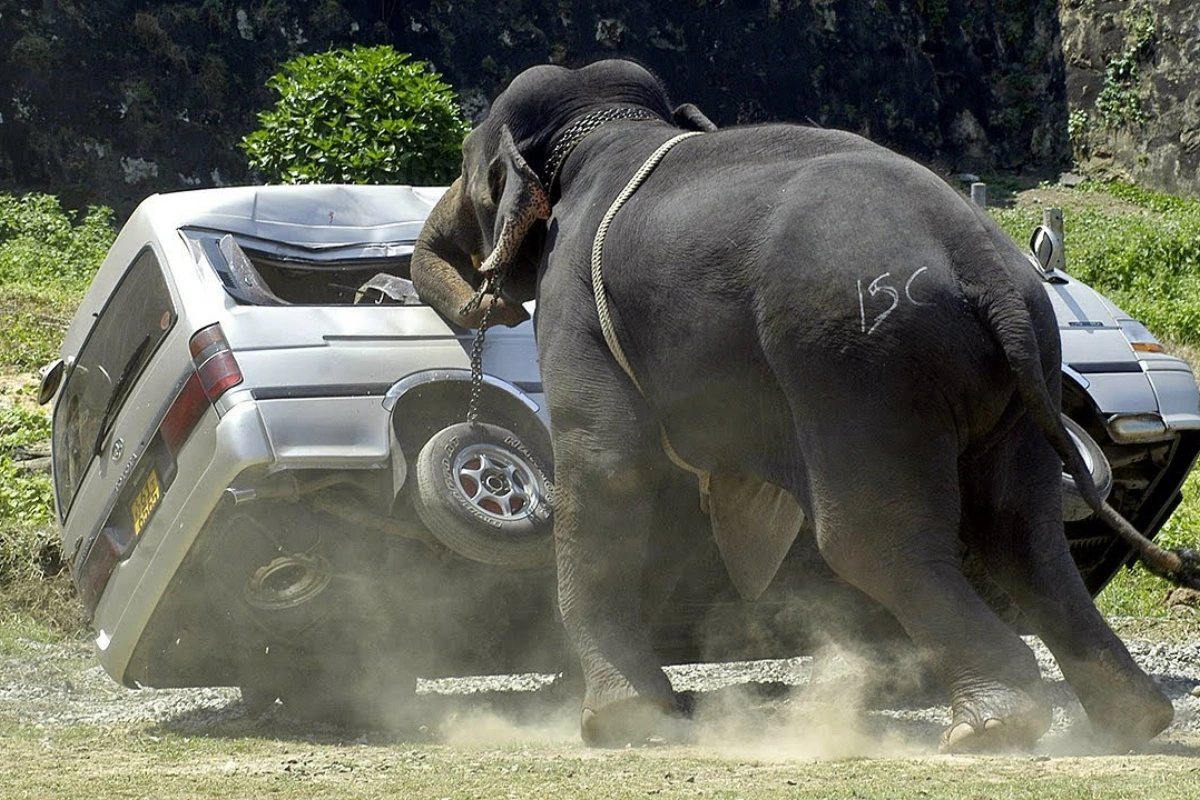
[412,178,529,328]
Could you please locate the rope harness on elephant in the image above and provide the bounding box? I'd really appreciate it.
[589,131,711,487]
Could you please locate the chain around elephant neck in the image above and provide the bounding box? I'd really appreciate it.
[542,107,661,193]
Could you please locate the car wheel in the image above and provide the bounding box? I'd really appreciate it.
[1061,413,1113,521]
[413,421,554,569]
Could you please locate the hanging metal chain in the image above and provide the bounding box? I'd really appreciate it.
[462,266,510,427]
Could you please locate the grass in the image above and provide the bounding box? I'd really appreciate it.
[0,719,1198,799]
[991,181,1200,346]
[0,192,112,634]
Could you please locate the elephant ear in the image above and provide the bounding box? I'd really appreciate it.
[672,103,718,132]
[479,126,551,277]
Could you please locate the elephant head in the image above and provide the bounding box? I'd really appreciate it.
[411,60,716,328]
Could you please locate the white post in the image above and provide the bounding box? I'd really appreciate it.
[970,182,987,208]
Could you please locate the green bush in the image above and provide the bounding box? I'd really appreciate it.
[0,286,76,370]
[0,405,54,535]
[0,193,114,293]
[0,193,113,369]
[0,461,53,531]
[991,182,1200,346]
[240,45,471,185]
[0,404,50,452]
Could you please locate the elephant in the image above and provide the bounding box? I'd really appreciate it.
[410,58,1180,752]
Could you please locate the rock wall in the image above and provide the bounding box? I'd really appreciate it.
[0,1,1069,216]
[1062,0,1200,197]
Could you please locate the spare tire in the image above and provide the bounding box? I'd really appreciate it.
[1061,414,1113,521]
[413,421,554,569]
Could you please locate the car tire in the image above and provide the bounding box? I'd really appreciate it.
[413,421,554,569]
[1061,413,1113,521]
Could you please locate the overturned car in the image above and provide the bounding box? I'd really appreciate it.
[42,184,1200,723]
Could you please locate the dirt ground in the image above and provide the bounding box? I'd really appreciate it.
[3,618,1200,799]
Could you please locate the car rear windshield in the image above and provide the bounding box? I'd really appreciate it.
[53,248,176,517]
[182,228,419,306]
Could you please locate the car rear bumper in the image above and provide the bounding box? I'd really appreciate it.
[92,400,273,685]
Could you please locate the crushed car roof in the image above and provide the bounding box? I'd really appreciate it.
[136,184,448,248]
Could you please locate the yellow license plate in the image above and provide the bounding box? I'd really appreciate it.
[131,468,162,536]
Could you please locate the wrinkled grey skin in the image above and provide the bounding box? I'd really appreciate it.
[410,59,1172,752]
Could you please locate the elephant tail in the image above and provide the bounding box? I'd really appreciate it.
[968,231,1200,590]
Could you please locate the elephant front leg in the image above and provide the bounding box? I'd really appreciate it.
[552,426,684,747]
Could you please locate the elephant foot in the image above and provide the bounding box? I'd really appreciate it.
[581,695,690,748]
[1079,676,1174,751]
[1052,644,1175,751]
[939,685,1051,754]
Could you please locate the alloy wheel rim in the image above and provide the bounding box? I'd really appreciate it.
[451,443,544,523]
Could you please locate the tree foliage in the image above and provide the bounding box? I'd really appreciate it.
[240,45,470,185]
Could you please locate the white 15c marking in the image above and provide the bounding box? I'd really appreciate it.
[857,266,929,334]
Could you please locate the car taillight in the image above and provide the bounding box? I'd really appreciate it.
[161,324,243,455]
[190,324,244,400]
[76,324,244,620]
[76,526,128,619]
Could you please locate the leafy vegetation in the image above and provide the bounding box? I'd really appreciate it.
[240,45,471,185]
[0,405,53,529]
[0,193,115,292]
[0,192,111,629]
[990,181,1200,345]
[1094,6,1156,130]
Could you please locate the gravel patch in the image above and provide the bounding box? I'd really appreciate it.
[3,630,1199,749]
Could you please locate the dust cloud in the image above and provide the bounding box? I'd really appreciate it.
[687,642,940,761]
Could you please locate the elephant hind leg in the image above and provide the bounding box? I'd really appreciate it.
[802,423,1051,753]
[963,418,1173,750]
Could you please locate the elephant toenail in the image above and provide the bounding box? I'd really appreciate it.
[940,722,976,753]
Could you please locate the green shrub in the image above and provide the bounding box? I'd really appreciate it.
[0,193,112,370]
[0,404,50,452]
[0,193,114,293]
[240,45,471,185]
[0,461,53,531]
[991,182,1200,345]
[0,286,76,369]
[0,405,53,532]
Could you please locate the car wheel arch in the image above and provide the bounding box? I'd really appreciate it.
[386,372,552,470]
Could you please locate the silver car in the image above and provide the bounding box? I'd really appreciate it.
[41,185,1200,724]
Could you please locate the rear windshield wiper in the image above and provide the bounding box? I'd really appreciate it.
[92,334,152,457]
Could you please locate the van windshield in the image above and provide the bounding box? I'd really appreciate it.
[53,249,175,518]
